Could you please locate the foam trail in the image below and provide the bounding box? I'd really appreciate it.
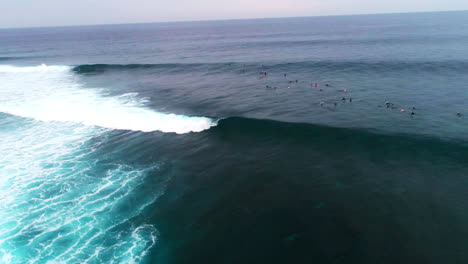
[0,64,216,134]
[0,117,168,263]
[0,64,180,263]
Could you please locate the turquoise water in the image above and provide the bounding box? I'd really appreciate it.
[0,116,162,263]
[0,11,468,263]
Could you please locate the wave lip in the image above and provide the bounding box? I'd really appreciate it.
[0,64,217,134]
[0,64,69,73]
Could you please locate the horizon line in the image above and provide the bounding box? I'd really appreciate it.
[1,9,467,30]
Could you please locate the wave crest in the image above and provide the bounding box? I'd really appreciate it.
[0,64,217,134]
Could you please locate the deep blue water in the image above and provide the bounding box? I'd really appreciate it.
[1,11,468,263]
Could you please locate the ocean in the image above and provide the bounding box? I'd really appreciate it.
[0,11,467,263]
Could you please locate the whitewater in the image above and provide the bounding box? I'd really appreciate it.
[0,64,216,134]
[0,64,214,263]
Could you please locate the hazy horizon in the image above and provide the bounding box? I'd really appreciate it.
[1,0,468,29]
[2,10,468,30]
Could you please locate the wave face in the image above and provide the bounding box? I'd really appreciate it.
[214,116,468,146]
[0,65,216,134]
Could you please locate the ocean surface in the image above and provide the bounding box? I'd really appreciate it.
[1,11,468,263]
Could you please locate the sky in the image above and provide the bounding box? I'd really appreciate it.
[1,0,468,28]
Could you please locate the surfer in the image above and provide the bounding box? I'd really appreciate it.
[457,113,462,117]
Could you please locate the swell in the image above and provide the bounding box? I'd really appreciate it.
[0,56,27,61]
[222,35,467,49]
[72,60,468,75]
[212,117,468,160]
[268,60,468,73]
[72,63,224,74]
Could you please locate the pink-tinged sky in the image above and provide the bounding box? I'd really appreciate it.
[1,0,468,28]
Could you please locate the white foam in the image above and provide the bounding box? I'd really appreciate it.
[0,64,217,134]
[0,121,165,263]
[0,64,180,263]
[0,64,69,73]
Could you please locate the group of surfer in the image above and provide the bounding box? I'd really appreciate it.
[262,71,354,108]
[256,69,463,118]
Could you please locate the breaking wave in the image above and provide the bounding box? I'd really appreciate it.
[0,64,216,134]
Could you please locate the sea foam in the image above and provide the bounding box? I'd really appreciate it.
[0,64,185,263]
[0,64,216,134]
[0,120,164,263]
